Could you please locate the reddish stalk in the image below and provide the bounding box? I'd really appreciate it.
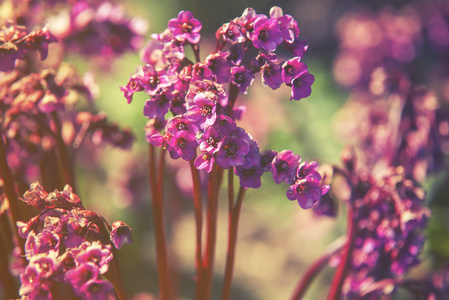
[0,129,23,243]
[148,144,172,300]
[0,231,18,299]
[226,84,239,116]
[189,159,203,297]
[221,185,246,300]
[200,164,221,300]
[51,112,77,192]
[290,238,345,300]
[327,205,357,300]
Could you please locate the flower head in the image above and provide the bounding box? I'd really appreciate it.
[250,15,283,52]
[168,11,202,44]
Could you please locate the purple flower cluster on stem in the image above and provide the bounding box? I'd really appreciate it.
[122,6,328,300]
[17,182,132,300]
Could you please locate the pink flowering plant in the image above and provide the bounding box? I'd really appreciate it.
[2,0,449,300]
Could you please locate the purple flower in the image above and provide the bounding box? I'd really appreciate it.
[213,115,237,136]
[168,130,198,160]
[216,21,246,44]
[250,15,283,52]
[199,126,223,153]
[0,23,57,72]
[65,263,99,291]
[235,165,264,188]
[231,66,255,94]
[166,115,198,136]
[250,51,278,70]
[296,161,321,180]
[205,51,232,83]
[19,265,40,296]
[186,92,217,129]
[121,76,144,104]
[216,134,251,169]
[260,149,278,171]
[36,230,60,255]
[186,80,227,107]
[286,175,327,209]
[75,241,112,274]
[290,71,314,101]
[110,221,133,249]
[60,2,146,58]
[281,57,307,84]
[238,7,258,38]
[168,11,202,44]
[242,138,261,168]
[228,44,245,66]
[138,65,171,96]
[261,60,283,90]
[271,150,301,184]
[269,6,299,44]
[183,63,214,82]
[194,152,215,173]
[285,38,309,57]
[81,279,114,300]
[143,91,172,120]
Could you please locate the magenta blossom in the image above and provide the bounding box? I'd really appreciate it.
[194,152,215,173]
[216,134,251,169]
[231,65,255,94]
[281,57,307,84]
[286,175,329,209]
[250,15,283,52]
[261,61,283,90]
[269,6,299,44]
[271,150,301,184]
[110,221,133,249]
[168,130,198,160]
[235,165,264,188]
[168,11,202,44]
[290,71,314,101]
[186,92,217,129]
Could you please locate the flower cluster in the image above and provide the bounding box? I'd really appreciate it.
[0,63,133,184]
[50,1,147,58]
[17,182,132,299]
[335,164,430,299]
[122,7,328,205]
[0,22,56,72]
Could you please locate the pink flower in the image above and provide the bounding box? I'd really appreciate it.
[168,11,202,44]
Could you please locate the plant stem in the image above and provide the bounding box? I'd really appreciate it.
[148,144,171,300]
[221,185,246,300]
[191,44,201,63]
[226,84,239,116]
[327,205,357,300]
[51,112,77,193]
[0,230,18,299]
[290,237,346,300]
[200,164,221,300]
[189,159,203,299]
[0,128,23,244]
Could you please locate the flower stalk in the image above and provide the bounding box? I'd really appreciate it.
[221,184,246,300]
[148,144,172,300]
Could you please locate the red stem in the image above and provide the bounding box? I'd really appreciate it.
[221,185,246,300]
[200,164,221,300]
[290,238,345,300]
[189,160,203,299]
[226,84,239,116]
[0,230,18,299]
[327,205,357,300]
[148,145,171,300]
[51,112,77,193]
[0,129,23,246]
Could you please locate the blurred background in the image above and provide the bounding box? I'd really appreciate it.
[48,0,449,299]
